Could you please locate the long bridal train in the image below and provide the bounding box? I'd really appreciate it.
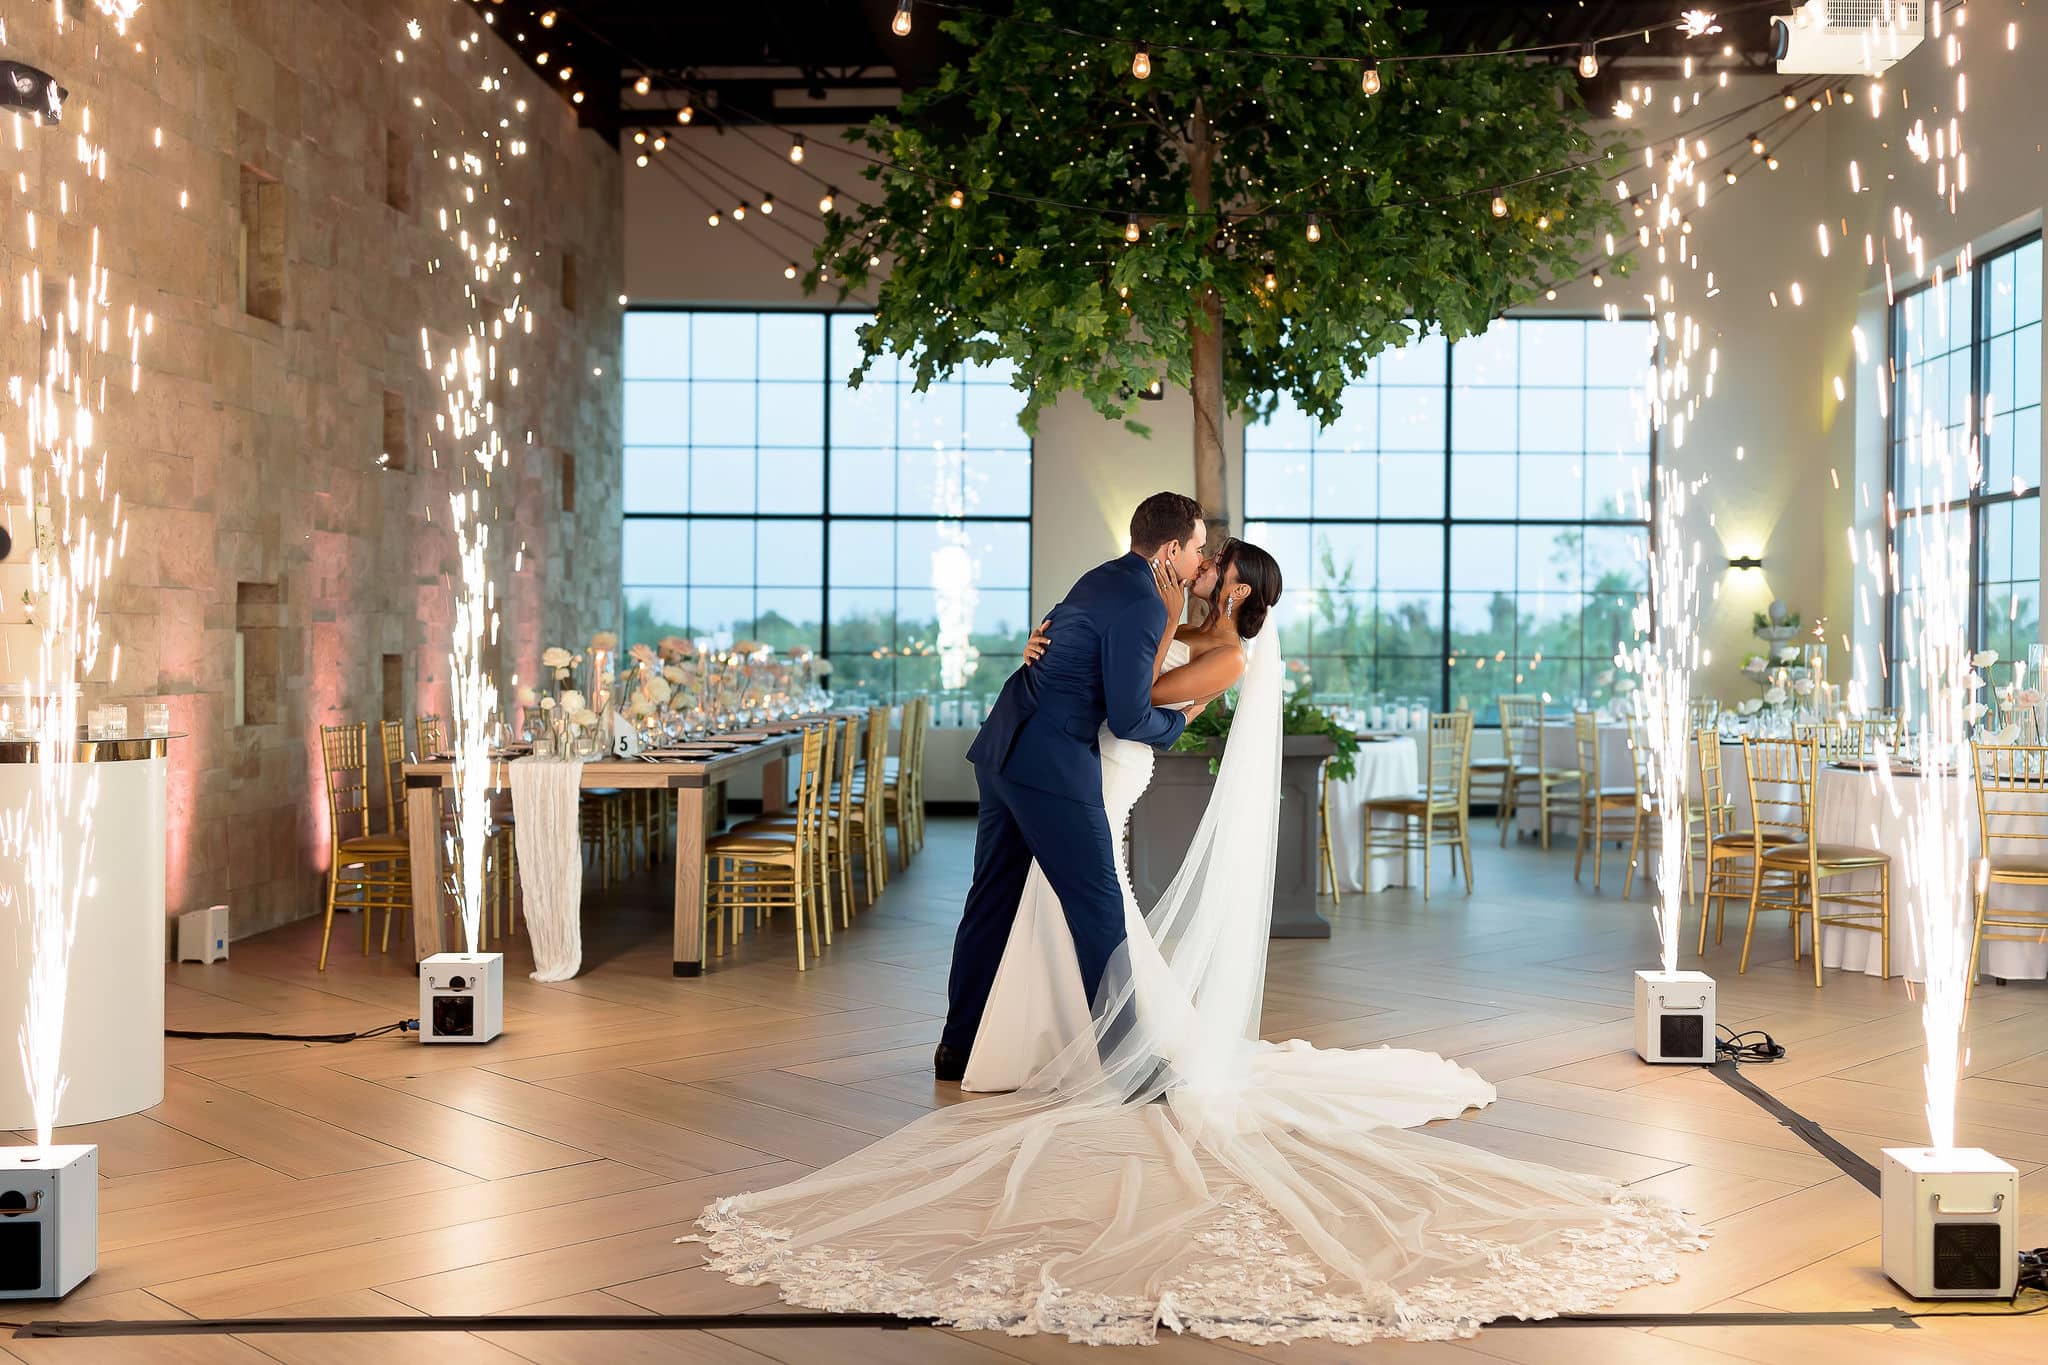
[689,641,1705,1346]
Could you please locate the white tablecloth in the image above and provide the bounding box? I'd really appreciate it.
[509,756,585,981]
[1325,736,1421,893]
[1711,746,2047,982]
[1515,718,1633,834]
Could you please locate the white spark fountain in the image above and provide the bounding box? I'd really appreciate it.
[1629,466,1704,975]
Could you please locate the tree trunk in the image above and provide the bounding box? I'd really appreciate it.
[1185,98,1231,539]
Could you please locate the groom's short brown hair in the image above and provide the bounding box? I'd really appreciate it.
[1129,493,1205,555]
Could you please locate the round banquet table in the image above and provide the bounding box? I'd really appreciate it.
[1325,734,1421,893]
[1515,717,1633,836]
[1709,743,2047,983]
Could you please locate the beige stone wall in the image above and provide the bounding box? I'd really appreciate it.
[3,0,623,939]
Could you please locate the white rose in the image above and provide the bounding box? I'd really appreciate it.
[572,708,599,727]
[1793,677,1815,695]
[1738,699,1762,716]
[558,689,587,715]
[541,646,574,669]
[1764,685,1787,706]
[1777,645,1801,662]
[646,675,673,703]
[628,698,655,719]
[1964,700,1990,724]
[662,665,687,684]
[1744,655,1765,671]
[1972,650,2000,668]
[539,696,556,711]
[1965,671,1985,690]
[516,685,538,706]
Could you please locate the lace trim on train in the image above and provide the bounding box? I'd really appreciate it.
[684,1193,1707,1347]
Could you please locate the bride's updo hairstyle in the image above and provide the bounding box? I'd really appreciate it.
[1214,539,1283,640]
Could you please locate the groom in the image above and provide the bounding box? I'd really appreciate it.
[935,492,1208,1081]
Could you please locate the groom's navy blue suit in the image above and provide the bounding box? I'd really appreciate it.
[943,552,1188,1055]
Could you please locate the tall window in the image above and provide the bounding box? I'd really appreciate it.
[621,310,1032,699]
[1889,233,2042,679]
[1244,317,1654,719]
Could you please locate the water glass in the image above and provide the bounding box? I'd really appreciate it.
[143,702,171,736]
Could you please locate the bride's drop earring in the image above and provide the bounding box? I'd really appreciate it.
[1225,597,1235,619]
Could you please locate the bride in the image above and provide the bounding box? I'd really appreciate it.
[691,537,1705,1346]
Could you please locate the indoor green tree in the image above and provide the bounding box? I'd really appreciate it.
[815,0,1624,531]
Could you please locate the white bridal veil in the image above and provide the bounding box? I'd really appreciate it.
[692,637,1704,1345]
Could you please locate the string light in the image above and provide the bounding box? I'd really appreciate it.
[1592,268,1605,288]
[1125,213,1141,241]
[789,135,806,164]
[635,153,648,167]
[819,187,837,213]
[652,136,666,151]
[892,0,913,37]
[1578,44,1600,79]
[1749,132,1766,154]
[1263,267,1278,290]
[1766,154,1780,170]
[1132,43,1152,79]
[707,210,720,226]
[1724,168,1738,184]
[760,195,775,215]
[633,130,646,145]
[732,202,747,221]
[677,104,694,124]
[784,261,799,280]
[557,66,572,81]
[633,74,651,96]
[947,185,965,209]
[540,9,556,26]
[1360,56,1382,96]
[1301,213,1320,243]
[1490,191,1508,218]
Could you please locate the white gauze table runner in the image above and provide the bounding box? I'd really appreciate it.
[509,755,584,981]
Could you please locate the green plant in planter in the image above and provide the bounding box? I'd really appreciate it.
[1170,692,1359,782]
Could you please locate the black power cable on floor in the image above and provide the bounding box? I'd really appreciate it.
[1715,1024,1786,1062]
[165,1020,417,1044]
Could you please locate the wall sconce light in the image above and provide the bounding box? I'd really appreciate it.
[1728,555,1765,571]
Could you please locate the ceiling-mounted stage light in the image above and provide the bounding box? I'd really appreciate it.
[0,61,66,123]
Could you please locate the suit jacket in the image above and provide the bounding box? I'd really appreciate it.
[966,551,1187,807]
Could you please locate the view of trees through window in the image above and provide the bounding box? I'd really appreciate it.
[1244,317,1655,722]
[621,310,1032,700]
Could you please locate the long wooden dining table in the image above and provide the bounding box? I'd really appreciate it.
[401,722,820,977]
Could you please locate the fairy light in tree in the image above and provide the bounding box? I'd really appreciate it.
[1304,212,1321,242]
[1489,191,1507,218]
[1360,56,1381,95]
[1132,43,1151,80]
[819,187,837,213]
[946,185,964,209]
[1124,214,1141,242]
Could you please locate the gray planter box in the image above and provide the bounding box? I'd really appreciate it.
[1128,734,1335,939]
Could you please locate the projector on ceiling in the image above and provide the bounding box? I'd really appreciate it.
[1772,1,1926,74]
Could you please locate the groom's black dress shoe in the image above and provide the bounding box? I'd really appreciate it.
[933,1044,968,1082]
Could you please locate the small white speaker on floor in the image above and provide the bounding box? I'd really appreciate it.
[419,952,503,1044]
[176,905,230,964]
[1881,1147,2017,1299]
[0,1146,97,1299]
[1633,969,1715,1064]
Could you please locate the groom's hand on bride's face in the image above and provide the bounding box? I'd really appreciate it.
[1022,618,1052,665]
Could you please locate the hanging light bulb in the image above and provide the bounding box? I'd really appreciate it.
[633,73,651,96]
[540,10,556,27]
[789,135,806,164]
[784,262,799,280]
[1490,191,1508,218]
[819,187,837,213]
[635,153,649,167]
[1766,154,1780,170]
[1124,214,1141,242]
[892,0,913,37]
[869,253,881,266]
[1263,266,1278,291]
[652,136,666,151]
[1632,198,1645,218]
[760,195,775,215]
[947,185,965,209]
[707,211,721,227]
[677,104,694,124]
[1132,43,1152,79]
[1360,57,1381,96]
[571,91,584,104]
[1810,95,1823,111]
[1578,44,1599,79]
[1681,218,1694,234]
[1784,90,1798,109]
[1592,269,1604,288]
[1724,168,1738,184]
[633,130,647,145]
[1536,213,1550,229]
[733,202,747,221]
[558,66,573,81]
[1305,213,1322,243]
[1749,132,1766,154]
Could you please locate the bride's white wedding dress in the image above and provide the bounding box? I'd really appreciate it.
[691,638,1704,1346]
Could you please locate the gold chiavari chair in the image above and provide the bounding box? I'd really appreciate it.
[707,723,828,968]
[1858,712,1904,756]
[1465,695,1519,829]
[739,713,844,938]
[844,704,891,904]
[1499,695,1578,848]
[1317,768,1342,902]
[1795,720,1860,765]
[1968,742,2048,1000]
[1740,736,1891,986]
[317,722,412,971]
[1573,710,1639,892]
[1695,729,1789,954]
[1619,713,1702,902]
[882,696,927,870]
[376,719,409,837]
[415,714,443,755]
[1363,711,1474,900]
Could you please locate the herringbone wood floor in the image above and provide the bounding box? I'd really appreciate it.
[20,816,2047,1363]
